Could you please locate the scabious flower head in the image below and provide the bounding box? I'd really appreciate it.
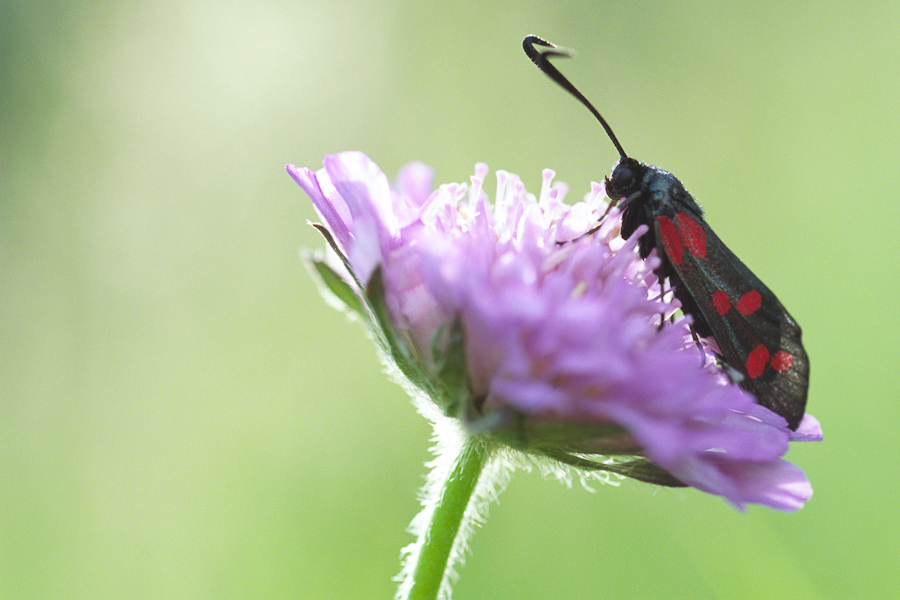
[289,151,821,511]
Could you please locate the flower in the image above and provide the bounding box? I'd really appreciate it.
[288,151,821,511]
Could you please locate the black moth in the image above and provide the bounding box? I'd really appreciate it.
[523,35,809,430]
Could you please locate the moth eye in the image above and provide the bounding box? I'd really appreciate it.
[613,167,633,188]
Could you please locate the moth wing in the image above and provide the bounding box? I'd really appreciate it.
[655,214,809,429]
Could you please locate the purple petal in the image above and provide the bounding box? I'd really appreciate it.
[682,454,813,512]
[396,161,435,208]
[322,152,400,284]
[287,164,352,252]
[791,413,824,442]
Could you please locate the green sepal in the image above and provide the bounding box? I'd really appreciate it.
[603,458,686,487]
[539,449,687,487]
[431,317,470,417]
[480,413,631,453]
[303,253,369,320]
[365,267,438,398]
[365,267,405,356]
[475,411,687,487]
[308,221,365,290]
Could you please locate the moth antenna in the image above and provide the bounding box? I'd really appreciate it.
[523,35,628,160]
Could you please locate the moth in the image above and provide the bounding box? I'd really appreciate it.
[524,35,809,429]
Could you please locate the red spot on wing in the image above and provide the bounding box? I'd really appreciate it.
[712,290,731,314]
[770,350,793,372]
[746,344,770,379]
[736,290,762,316]
[676,213,707,258]
[658,217,683,265]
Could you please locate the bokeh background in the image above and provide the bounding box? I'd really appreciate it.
[3,1,898,598]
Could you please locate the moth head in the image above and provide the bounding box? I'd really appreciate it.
[605,157,644,201]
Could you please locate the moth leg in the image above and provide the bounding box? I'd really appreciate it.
[556,189,640,246]
[556,225,600,246]
[703,345,746,385]
[556,195,622,246]
[688,326,707,367]
[655,279,676,332]
[717,359,746,385]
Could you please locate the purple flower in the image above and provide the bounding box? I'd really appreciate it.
[289,151,821,511]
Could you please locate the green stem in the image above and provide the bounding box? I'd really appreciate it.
[405,436,493,600]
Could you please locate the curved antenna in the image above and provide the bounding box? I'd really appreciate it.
[523,35,627,159]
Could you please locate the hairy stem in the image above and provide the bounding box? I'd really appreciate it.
[398,432,495,600]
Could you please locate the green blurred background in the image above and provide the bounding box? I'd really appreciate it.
[3,1,897,598]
